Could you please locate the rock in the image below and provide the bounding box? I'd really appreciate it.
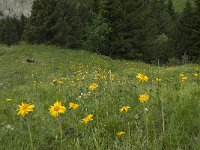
[0,0,34,18]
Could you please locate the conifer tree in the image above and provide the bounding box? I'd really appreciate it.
[24,0,57,43]
[192,0,200,60]
[173,0,195,59]
[167,0,176,20]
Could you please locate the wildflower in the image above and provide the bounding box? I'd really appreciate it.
[69,102,79,110]
[179,73,184,78]
[194,73,199,77]
[4,125,14,131]
[81,114,93,124]
[156,77,161,82]
[7,98,12,102]
[181,76,187,81]
[117,131,125,136]
[17,102,35,117]
[61,77,68,81]
[49,101,66,117]
[51,79,58,86]
[33,81,37,86]
[50,79,63,86]
[144,108,149,112]
[110,74,115,80]
[119,106,131,112]
[89,83,98,91]
[136,74,149,83]
[94,74,101,80]
[139,93,149,103]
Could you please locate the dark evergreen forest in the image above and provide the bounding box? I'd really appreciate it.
[0,0,200,64]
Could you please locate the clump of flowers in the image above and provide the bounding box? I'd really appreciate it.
[119,106,131,112]
[139,93,149,103]
[156,77,161,82]
[49,101,66,117]
[117,131,125,136]
[69,102,79,110]
[179,73,187,81]
[136,73,149,83]
[179,73,184,78]
[81,114,93,124]
[17,102,35,117]
[181,76,187,81]
[89,83,98,91]
[50,79,63,86]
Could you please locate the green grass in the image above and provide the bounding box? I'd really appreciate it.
[173,0,194,12]
[0,43,200,149]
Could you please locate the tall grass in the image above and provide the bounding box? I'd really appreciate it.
[0,43,200,149]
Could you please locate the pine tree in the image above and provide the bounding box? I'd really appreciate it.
[24,0,57,43]
[167,0,176,20]
[114,0,158,62]
[50,0,88,48]
[0,17,21,46]
[97,0,125,56]
[173,0,195,59]
[192,0,200,60]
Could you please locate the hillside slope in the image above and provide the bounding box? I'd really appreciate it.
[0,43,200,149]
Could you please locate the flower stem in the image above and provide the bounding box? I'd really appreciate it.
[59,118,63,150]
[27,120,34,150]
[143,104,149,144]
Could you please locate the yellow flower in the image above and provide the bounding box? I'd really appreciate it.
[156,77,161,82]
[58,80,63,84]
[117,131,125,136]
[89,83,98,91]
[33,81,37,86]
[139,93,149,103]
[179,73,184,78]
[136,74,149,83]
[50,79,63,86]
[194,73,199,77]
[119,106,131,112]
[49,101,66,117]
[61,77,68,81]
[7,98,12,102]
[81,114,93,124]
[182,76,187,81]
[110,74,115,80]
[69,102,79,110]
[17,102,35,117]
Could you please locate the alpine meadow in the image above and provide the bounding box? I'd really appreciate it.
[0,0,200,150]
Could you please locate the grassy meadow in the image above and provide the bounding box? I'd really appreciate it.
[0,43,200,149]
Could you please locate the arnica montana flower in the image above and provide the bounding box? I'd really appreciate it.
[181,76,187,81]
[81,114,93,124]
[179,73,184,78]
[17,102,35,117]
[50,79,63,86]
[194,73,199,77]
[89,83,98,91]
[139,93,149,103]
[179,73,188,81]
[136,73,149,83]
[69,102,79,110]
[119,106,131,112]
[7,98,12,102]
[156,77,161,82]
[49,101,66,117]
[117,131,125,136]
